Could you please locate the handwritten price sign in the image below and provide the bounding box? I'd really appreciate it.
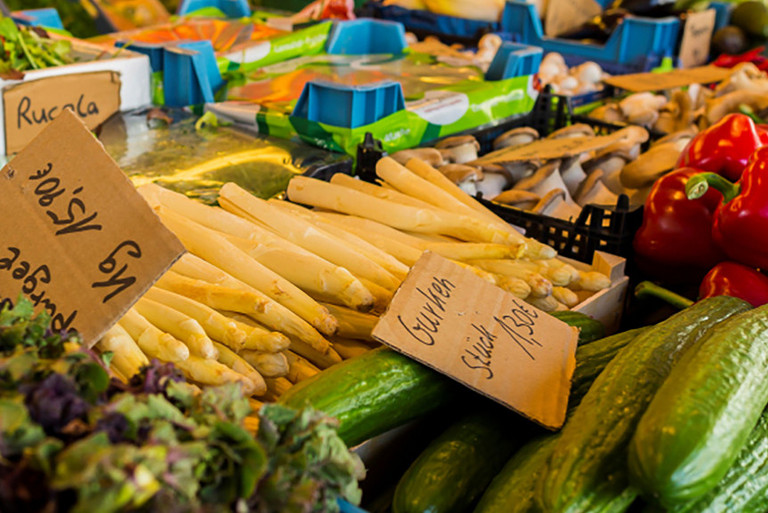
[373,252,578,429]
[0,109,184,345]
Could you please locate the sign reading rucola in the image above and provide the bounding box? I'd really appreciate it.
[0,109,184,346]
[373,251,579,430]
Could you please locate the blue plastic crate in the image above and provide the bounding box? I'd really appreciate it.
[485,41,543,81]
[176,0,251,17]
[500,0,680,73]
[361,0,500,43]
[163,41,225,107]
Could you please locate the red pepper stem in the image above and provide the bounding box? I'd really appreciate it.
[685,173,741,203]
[634,281,695,310]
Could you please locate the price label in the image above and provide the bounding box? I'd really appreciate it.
[372,252,578,429]
[0,109,184,346]
[3,71,121,155]
[678,9,716,69]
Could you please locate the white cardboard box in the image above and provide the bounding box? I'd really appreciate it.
[0,38,151,154]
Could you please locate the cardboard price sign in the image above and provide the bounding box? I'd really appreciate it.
[603,65,731,93]
[3,70,121,154]
[372,252,578,429]
[0,109,184,346]
[678,9,716,69]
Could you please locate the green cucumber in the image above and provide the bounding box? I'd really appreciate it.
[392,410,522,513]
[538,296,751,513]
[278,312,607,447]
[278,347,462,446]
[571,327,647,408]
[629,304,768,506]
[550,311,606,345]
[669,408,768,513]
[474,435,559,513]
[395,328,647,513]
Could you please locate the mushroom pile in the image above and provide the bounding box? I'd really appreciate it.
[538,52,608,96]
[406,32,504,72]
[589,62,768,134]
[389,122,696,222]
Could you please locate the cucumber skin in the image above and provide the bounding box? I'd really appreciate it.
[571,328,647,408]
[392,411,521,513]
[278,347,461,447]
[550,311,606,345]
[400,327,646,513]
[538,296,751,513]
[629,304,768,506]
[670,408,768,513]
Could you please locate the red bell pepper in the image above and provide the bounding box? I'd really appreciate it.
[686,146,768,269]
[699,262,768,307]
[633,168,726,282]
[676,113,764,181]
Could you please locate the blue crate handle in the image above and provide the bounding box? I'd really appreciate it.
[485,42,542,81]
[116,41,166,72]
[163,41,224,107]
[293,80,406,128]
[177,0,250,17]
[326,19,408,55]
[12,8,64,30]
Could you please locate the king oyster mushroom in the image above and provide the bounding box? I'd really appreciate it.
[493,127,539,150]
[559,155,588,197]
[618,92,668,128]
[438,163,483,195]
[435,135,481,164]
[547,124,595,139]
[589,103,625,124]
[513,160,580,209]
[619,135,693,190]
[472,163,514,198]
[584,138,640,195]
[575,169,619,207]
[390,147,443,167]
[706,89,768,126]
[492,189,540,210]
[532,189,582,221]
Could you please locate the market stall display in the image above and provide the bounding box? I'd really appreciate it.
[6,2,768,512]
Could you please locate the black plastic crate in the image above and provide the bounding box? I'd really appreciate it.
[354,89,644,264]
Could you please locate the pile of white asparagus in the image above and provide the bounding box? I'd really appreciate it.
[96,157,611,401]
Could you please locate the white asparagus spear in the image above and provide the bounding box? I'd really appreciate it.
[320,303,378,342]
[96,324,149,379]
[209,344,266,389]
[405,158,556,259]
[289,337,343,370]
[377,156,492,221]
[527,295,559,312]
[134,297,218,359]
[156,206,338,336]
[316,213,423,266]
[154,270,331,354]
[284,351,321,383]
[224,233,374,311]
[330,172,437,209]
[331,336,373,360]
[118,308,190,363]
[144,287,246,352]
[552,286,580,308]
[572,271,612,292]
[268,199,410,281]
[283,176,520,245]
[452,260,532,299]
[239,350,289,378]
[175,355,260,396]
[214,311,290,353]
[211,342,267,392]
[470,259,553,298]
[262,377,293,401]
[219,183,401,291]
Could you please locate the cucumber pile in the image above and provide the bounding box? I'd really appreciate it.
[280,299,768,512]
